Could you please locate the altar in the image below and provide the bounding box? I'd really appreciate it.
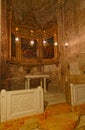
[25,74,50,92]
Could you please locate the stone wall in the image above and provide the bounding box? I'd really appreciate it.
[56,0,85,86]
[4,63,60,91]
[64,0,85,72]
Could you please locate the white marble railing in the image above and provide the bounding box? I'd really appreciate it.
[1,86,44,122]
[70,84,85,106]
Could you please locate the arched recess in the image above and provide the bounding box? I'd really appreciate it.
[7,1,59,66]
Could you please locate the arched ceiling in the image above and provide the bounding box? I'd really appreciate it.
[10,0,63,38]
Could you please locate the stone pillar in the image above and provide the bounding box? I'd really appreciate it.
[0,0,1,51]
[36,38,43,72]
[16,39,21,62]
[65,44,69,82]
[0,0,1,88]
[36,39,40,58]
[54,33,58,59]
[37,38,43,59]
[8,11,12,60]
[18,39,21,62]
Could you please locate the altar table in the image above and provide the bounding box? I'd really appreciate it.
[25,74,49,92]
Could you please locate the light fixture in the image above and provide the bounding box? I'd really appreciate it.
[65,42,68,47]
[15,37,19,41]
[30,40,34,45]
[30,30,34,46]
[43,30,47,46]
[54,33,58,46]
[64,33,69,47]
[54,42,58,46]
[15,27,19,42]
[43,40,47,44]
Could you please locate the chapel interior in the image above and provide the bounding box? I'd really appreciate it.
[0,0,85,129]
[1,0,85,96]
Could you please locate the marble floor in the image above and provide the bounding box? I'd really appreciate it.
[1,103,79,130]
[1,90,85,130]
[74,115,85,130]
[44,91,66,105]
[44,90,85,130]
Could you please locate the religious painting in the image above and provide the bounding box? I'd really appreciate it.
[21,38,37,58]
[11,33,16,57]
[43,37,54,59]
